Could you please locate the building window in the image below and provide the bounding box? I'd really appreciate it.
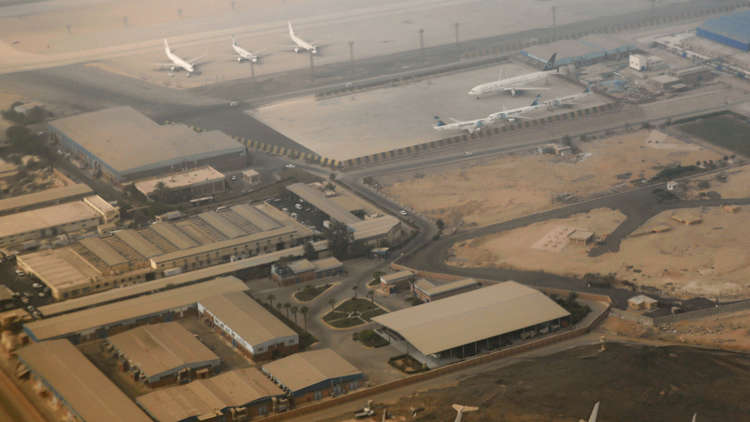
[258,405,267,416]
[314,390,323,400]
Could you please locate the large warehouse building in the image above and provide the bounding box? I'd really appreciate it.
[49,107,246,182]
[697,10,750,51]
[521,34,636,67]
[373,281,570,368]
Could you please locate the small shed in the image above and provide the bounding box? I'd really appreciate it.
[628,294,658,311]
[568,230,594,245]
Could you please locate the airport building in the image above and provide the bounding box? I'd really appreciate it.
[16,339,152,422]
[0,183,92,216]
[135,166,226,199]
[697,10,750,51]
[137,368,284,422]
[379,270,415,294]
[22,276,247,343]
[522,34,636,67]
[270,256,343,285]
[373,282,570,368]
[49,107,246,182]
[262,349,363,404]
[413,278,481,303]
[198,292,298,360]
[0,195,118,249]
[107,322,221,387]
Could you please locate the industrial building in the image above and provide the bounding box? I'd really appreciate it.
[198,291,298,360]
[0,195,118,249]
[0,183,92,216]
[262,349,363,404]
[107,322,221,386]
[287,182,404,247]
[522,34,636,67]
[49,107,246,182]
[373,282,570,368]
[270,256,343,285]
[18,203,313,299]
[697,10,750,51]
[379,270,415,294]
[413,278,481,303]
[137,367,284,422]
[135,166,226,199]
[629,54,666,72]
[16,339,152,422]
[22,276,247,342]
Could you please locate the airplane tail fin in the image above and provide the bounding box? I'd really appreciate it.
[588,402,600,422]
[544,52,558,70]
[434,116,446,126]
[531,94,542,106]
[164,39,171,53]
[231,35,237,46]
[288,21,295,36]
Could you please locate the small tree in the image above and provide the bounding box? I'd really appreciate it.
[290,305,298,324]
[303,241,317,260]
[267,294,275,308]
[328,297,336,311]
[300,306,309,331]
[283,303,291,319]
[372,271,384,285]
[352,284,359,299]
[366,290,375,304]
[436,219,445,231]
[276,302,282,314]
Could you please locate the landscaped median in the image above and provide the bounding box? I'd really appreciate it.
[322,298,387,329]
[293,283,334,303]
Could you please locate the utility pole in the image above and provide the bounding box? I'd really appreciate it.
[309,51,315,77]
[250,61,255,79]
[419,28,424,51]
[349,40,354,63]
[454,22,459,45]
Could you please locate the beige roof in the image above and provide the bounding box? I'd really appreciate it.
[286,183,360,225]
[415,278,481,297]
[198,292,296,347]
[242,168,259,178]
[79,237,128,266]
[628,294,657,305]
[18,248,101,290]
[135,166,225,196]
[569,230,594,241]
[24,277,247,341]
[230,204,280,232]
[49,107,243,177]
[198,211,246,239]
[0,184,92,215]
[372,282,570,355]
[17,339,152,422]
[114,230,162,258]
[350,215,400,241]
[83,195,117,217]
[380,270,414,285]
[150,221,199,250]
[312,256,342,272]
[262,349,361,393]
[0,200,99,239]
[108,322,219,379]
[0,285,13,301]
[137,368,282,422]
[287,259,315,274]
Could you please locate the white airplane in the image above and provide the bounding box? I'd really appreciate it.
[451,404,478,422]
[161,39,202,76]
[488,94,543,122]
[433,115,491,134]
[231,36,261,63]
[468,53,558,98]
[540,85,592,109]
[288,21,318,54]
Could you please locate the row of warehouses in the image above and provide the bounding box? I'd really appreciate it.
[15,276,364,422]
[17,202,315,300]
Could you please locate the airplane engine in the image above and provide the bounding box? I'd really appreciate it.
[170,66,176,72]
[294,47,301,53]
[237,57,243,62]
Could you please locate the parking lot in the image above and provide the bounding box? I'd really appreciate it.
[268,195,328,233]
[0,257,53,317]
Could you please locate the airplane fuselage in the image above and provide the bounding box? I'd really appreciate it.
[469,70,553,97]
[434,118,488,134]
[164,41,194,74]
[289,22,318,54]
[232,43,259,63]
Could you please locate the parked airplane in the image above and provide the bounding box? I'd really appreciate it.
[433,115,490,134]
[488,94,543,122]
[451,404,478,422]
[541,85,592,109]
[468,53,558,98]
[160,39,202,76]
[231,36,261,63]
[288,21,318,54]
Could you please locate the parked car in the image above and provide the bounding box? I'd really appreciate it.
[399,209,408,216]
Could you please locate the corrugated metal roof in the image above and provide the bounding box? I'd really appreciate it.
[286,183,360,225]
[373,282,570,355]
[0,184,92,215]
[0,200,99,239]
[415,278,481,297]
[262,349,361,393]
[17,339,152,422]
[700,10,750,44]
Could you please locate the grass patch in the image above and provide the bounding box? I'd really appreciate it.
[353,329,389,348]
[367,278,381,287]
[294,283,332,302]
[678,112,750,157]
[389,354,428,374]
[323,298,387,328]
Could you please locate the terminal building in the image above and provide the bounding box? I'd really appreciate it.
[197,292,298,360]
[137,368,284,422]
[373,282,570,368]
[697,10,750,51]
[17,339,152,422]
[49,107,246,182]
[262,349,363,404]
[107,321,221,387]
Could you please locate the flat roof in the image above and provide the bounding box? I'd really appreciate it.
[108,322,219,379]
[415,278,481,297]
[262,349,361,393]
[287,183,360,225]
[373,282,570,355]
[114,230,163,258]
[136,368,282,422]
[49,107,244,177]
[312,256,342,272]
[350,216,400,241]
[198,292,296,347]
[0,183,92,215]
[380,270,414,285]
[18,248,101,290]
[135,166,225,196]
[198,211,246,239]
[79,237,128,267]
[287,259,315,274]
[150,221,199,250]
[17,339,152,422]
[0,200,99,239]
[230,204,280,232]
[24,277,247,341]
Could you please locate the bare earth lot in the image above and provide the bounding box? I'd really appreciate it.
[450,206,750,299]
[382,130,723,229]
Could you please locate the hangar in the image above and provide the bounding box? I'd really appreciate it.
[522,34,635,67]
[697,10,750,51]
[49,107,246,182]
[373,281,570,367]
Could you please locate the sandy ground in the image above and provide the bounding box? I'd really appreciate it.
[450,206,750,299]
[688,165,750,199]
[0,0,685,81]
[251,64,600,160]
[601,310,750,353]
[382,130,722,229]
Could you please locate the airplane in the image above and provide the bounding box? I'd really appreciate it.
[160,39,202,76]
[451,404,478,422]
[488,94,543,122]
[231,36,262,63]
[540,85,592,109]
[288,21,318,54]
[433,115,490,134]
[468,53,558,98]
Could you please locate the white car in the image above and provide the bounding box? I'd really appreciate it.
[32,282,43,289]
[285,163,296,169]
[15,269,25,277]
[399,209,408,216]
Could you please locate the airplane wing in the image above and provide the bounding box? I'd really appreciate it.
[504,86,550,91]
[189,55,206,65]
[588,402,600,422]
[448,118,461,123]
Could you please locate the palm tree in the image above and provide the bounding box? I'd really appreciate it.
[366,290,375,304]
[267,294,275,308]
[276,302,282,314]
[283,303,291,319]
[328,297,336,312]
[300,306,309,331]
[352,284,359,299]
[372,271,384,285]
[290,305,298,324]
